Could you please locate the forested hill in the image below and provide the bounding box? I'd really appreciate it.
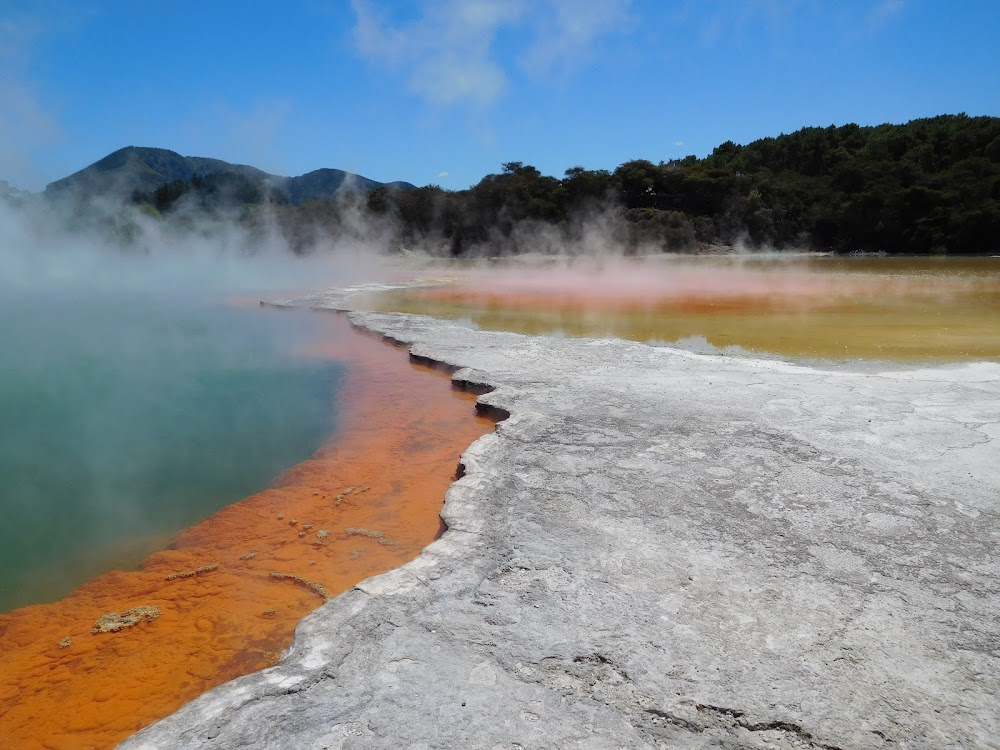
[365,113,997,256]
[696,114,1000,253]
[29,115,1000,255]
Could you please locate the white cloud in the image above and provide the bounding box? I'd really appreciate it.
[351,0,633,108]
[674,140,684,147]
[437,171,449,177]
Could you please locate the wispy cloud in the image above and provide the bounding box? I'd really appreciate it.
[674,140,685,147]
[352,0,521,108]
[437,171,449,177]
[0,16,62,189]
[697,0,801,48]
[700,9,724,47]
[351,0,633,108]
[519,0,633,77]
[867,0,905,33]
[182,98,293,174]
[697,0,906,47]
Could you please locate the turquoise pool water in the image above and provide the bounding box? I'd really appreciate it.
[0,294,344,612]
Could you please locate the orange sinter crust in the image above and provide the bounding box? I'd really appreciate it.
[0,313,496,750]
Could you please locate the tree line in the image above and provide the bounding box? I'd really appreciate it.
[129,114,1000,255]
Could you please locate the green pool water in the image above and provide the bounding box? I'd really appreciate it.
[0,294,344,612]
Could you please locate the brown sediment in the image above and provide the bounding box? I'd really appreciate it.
[0,312,497,750]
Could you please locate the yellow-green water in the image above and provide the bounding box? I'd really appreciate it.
[361,256,1000,362]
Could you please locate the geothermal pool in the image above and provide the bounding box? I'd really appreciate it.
[0,307,495,750]
[5,255,999,749]
[0,295,344,612]
[361,256,1000,362]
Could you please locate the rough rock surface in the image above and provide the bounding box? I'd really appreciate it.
[121,301,1000,749]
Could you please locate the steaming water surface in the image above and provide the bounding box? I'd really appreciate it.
[364,256,1000,362]
[0,296,344,612]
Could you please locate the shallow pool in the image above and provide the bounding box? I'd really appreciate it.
[361,256,1000,362]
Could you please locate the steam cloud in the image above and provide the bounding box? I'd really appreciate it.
[0,182,392,611]
[0,189,394,300]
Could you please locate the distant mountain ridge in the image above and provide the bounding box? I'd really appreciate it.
[46,146,416,205]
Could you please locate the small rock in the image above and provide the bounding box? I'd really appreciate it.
[92,605,160,634]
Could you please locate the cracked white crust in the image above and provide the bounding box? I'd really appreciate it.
[121,295,1000,750]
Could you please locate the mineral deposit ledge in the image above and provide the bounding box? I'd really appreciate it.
[121,294,1000,749]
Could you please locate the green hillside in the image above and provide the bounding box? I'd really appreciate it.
[367,114,1000,255]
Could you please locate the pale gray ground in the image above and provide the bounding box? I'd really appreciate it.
[121,289,1000,750]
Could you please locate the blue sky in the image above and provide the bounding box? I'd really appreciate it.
[0,0,997,191]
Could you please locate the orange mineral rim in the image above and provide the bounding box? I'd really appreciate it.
[0,311,498,750]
